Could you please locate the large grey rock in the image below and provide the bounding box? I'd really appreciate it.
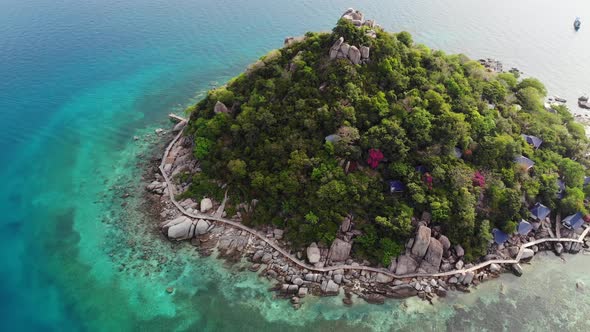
[489,263,501,273]
[388,259,397,272]
[329,37,344,60]
[298,287,308,297]
[214,101,229,114]
[423,238,443,268]
[306,242,321,263]
[333,36,344,49]
[360,46,370,59]
[167,217,193,240]
[161,216,189,229]
[348,46,361,65]
[328,239,352,262]
[395,255,418,275]
[454,244,465,257]
[350,11,363,21]
[261,253,273,264]
[321,280,340,295]
[341,216,351,232]
[462,272,475,285]
[375,273,393,284]
[252,250,264,262]
[273,229,284,240]
[200,198,213,213]
[411,226,431,257]
[521,248,535,260]
[339,43,351,57]
[195,219,210,235]
[439,235,451,253]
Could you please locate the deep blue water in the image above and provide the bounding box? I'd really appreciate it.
[1,0,590,330]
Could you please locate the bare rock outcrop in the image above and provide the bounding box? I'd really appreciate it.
[360,45,370,59]
[348,46,361,65]
[214,101,230,114]
[439,235,451,253]
[328,238,352,262]
[329,37,344,60]
[411,226,431,257]
[306,242,321,263]
[200,198,213,213]
[420,238,443,273]
[395,254,418,275]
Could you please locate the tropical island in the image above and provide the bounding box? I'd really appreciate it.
[146,9,590,306]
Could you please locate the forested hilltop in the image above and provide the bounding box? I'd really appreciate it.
[182,11,590,266]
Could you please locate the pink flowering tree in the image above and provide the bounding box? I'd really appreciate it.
[472,171,485,187]
[423,172,433,190]
[366,149,384,169]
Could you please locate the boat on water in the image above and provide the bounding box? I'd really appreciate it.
[574,17,581,31]
[579,95,590,109]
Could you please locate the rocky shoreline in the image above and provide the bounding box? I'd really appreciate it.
[140,119,590,309]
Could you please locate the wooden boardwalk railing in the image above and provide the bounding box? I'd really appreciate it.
[159,124,590,280]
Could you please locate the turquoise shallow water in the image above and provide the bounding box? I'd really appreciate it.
[1,0,590,330]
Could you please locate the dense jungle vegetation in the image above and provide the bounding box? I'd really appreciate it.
[182,19,590,265]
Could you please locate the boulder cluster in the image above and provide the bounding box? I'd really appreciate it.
[328,8,376,65]
[160,216,211,240]
[329,37,370,65]
[340,8,378,29]
[391,221,460,276]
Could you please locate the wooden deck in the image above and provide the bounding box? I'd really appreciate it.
[168,113,186,123]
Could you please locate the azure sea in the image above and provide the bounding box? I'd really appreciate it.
[1,0,590,331]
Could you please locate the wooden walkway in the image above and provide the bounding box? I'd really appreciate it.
[168,113,186,123]
[159,124,590,280]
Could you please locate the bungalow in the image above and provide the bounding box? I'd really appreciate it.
[492,228,509,245]
[388,180,405,193]
[530,202,551,221]
[515,155,534,171]
[517,220,533,236]
[562,212,585,230]
[325,134,340,143]
[521,134,543,149]
[415,165,427,174]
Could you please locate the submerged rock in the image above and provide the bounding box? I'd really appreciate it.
[511,263,523,277]
[388,284,418,299]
